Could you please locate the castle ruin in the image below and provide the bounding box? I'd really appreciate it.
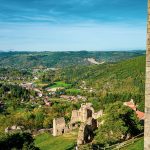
[53,103,103,144]
[70,103,103,124]
[53,117,70,136]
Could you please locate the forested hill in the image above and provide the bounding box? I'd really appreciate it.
[59,56,145,100]
[0,50,145,68]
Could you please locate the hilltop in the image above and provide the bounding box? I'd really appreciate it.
[0,50,145,68]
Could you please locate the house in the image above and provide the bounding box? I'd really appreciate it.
[20,82,34,90]
[124,99,145,120]
[34,76,38,80]
[60,95,77,101]
[123,99,137,111]
[44,99,52,106]
[33,88,43,97]
[46,87,63,92]
[77,95,87,101]
[136,110,145,120]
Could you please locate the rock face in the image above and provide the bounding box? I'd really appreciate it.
[144,0,150,149]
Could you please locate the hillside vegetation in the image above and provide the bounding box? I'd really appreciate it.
[61,56,145,92]
[59,56,145,111]
[0,51,145,68]
[0,52,146,149]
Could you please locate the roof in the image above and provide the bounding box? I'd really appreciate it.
[124,100,145,120]
[136,110,145,120]
[124,101,136,111]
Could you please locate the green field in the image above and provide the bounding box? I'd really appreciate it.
[50,81,72,88]
[66,88,81,95]
[50,98,71,102]
[35,131,77,150]
[120,138,144,150]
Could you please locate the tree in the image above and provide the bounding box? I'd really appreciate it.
[94,101,143,146]
[0,132,39,150]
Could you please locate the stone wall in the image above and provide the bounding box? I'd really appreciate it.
[53,103,103,139]
[77,117,97,145]
[53,117,68,136]
[144,0,150,149]
[70,103,103,124]
[93,110,103,120]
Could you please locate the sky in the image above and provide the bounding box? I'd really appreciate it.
[0,0,148,51]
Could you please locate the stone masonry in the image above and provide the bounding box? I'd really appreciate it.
[144,0,150,149]
[70,103,103,124]
[53,103,103,138]
[53,117,70,136]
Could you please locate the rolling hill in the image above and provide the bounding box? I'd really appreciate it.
[0,50,145,68]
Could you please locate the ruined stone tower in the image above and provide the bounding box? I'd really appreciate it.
[53,117,66,136]
[144,0,150,149]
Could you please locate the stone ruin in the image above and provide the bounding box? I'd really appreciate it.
[53,103,103,145]
[5,125,24,133]
[53,117,70,136]
[77,117,97,145]
[70,103,103,124]
[73,103,103,145]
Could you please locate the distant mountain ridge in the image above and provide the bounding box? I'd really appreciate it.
[0,50,145,68]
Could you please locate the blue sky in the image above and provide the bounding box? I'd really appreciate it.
[0,0,147,51]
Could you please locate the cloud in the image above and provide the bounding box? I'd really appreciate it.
[0,22,146,51]
[0,0,147,50]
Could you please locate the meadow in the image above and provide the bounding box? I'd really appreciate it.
[35,131,78,150]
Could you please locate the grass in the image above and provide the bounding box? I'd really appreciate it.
[50,98,70,102]
[35,131,77,150]
[34,80,49,87]
[120,137,144,150]
[50,81,72,88]
[66,88,81,94]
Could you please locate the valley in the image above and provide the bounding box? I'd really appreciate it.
[0,51,145,150]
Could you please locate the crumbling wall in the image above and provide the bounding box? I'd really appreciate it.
[53,103,103,140]
[93,110,103,119]
[77,117,97,145]
[53,117,68,136]
[71,103,103,124]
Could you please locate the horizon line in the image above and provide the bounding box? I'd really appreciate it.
[0,49,146,53]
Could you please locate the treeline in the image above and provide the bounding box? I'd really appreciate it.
[0,51,145,68]
[94,101,144,146]
[0,132,39,150]
[0,68,32,81]
[59,56,145,92]
[0,101,81,133]
[0,83,35,102]
[57,56,145,111]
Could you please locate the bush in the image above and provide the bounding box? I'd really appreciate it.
[0,132,39,150]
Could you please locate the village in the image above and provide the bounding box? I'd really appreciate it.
[0,63,145,149]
